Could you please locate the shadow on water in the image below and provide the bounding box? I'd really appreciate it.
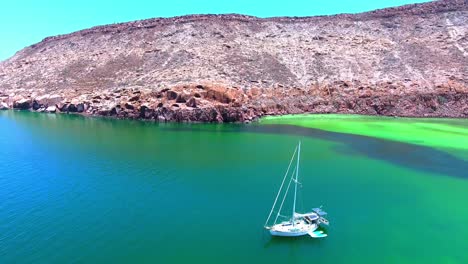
[262,231,326,249]
[163,124,468,179]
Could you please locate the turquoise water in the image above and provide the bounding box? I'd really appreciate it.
[1,111,467,263]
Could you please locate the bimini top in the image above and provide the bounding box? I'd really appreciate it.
[294,212,319,220]
[312,207,328,216]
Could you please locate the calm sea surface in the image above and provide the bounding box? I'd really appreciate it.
[1,111,467,263]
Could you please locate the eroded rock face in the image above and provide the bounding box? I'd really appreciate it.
[31,94,63,110]
[13,98,32,110]
[0,0,467,121]
[186,97,197,108]
[166,91,178,101]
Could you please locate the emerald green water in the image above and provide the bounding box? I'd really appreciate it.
[262,114,468,160]
[1,111,467,263]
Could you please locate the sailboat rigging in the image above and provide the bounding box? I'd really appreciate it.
[264,141,329,238]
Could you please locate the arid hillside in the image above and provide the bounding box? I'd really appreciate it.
[0,0,467,121]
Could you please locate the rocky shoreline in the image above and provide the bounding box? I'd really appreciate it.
[1,82,467,122]
[1,0,467,121]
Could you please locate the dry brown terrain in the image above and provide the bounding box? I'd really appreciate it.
[0,0,467,121]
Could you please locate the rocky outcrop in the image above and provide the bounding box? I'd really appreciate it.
[33,94,63,109]
[13,98,32,110]
[1,82,466,121]
[0,0,467,121]
[45,105,56,113]
[0,102,8,110]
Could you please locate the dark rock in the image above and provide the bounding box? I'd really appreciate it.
[98,109,110,115]
[68,104,78,112]
[125,102,134,110]
[76,103,85,112]
[129,95,140,102]
[56,103,64,112]
[166,91,178,100]
[13,98,31,110]
[176,94,187,103]
[186,97,197,107]
[32,100,41,110]
[110,107,118,115]
[139,105,149,118]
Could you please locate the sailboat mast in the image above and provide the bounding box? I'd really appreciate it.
[292,141,300,226]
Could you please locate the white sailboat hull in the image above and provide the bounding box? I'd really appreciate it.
[270,229,311,237]
[269,221,318,237]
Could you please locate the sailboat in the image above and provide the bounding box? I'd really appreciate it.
[264,142,330,238]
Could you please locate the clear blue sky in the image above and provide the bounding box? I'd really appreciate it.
[1,0,429,61]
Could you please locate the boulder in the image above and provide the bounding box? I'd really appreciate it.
[13,98,32,110]
[48,94,63,106]
[34,95,49,108]
[67,104,78,112]
[99,102,116,116]
[186,97,197,108]
[34,94,63,108]
[76,103,85,113]
[45,105,57,113]
[32,100,41,110]
[205,86,233,103]
[0,102,8,110]
[57,103,67,112]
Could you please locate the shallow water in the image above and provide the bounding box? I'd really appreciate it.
[262,114,468,160]
[1,111,467,263]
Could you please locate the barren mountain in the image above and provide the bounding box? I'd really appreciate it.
[0,0,467,121]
